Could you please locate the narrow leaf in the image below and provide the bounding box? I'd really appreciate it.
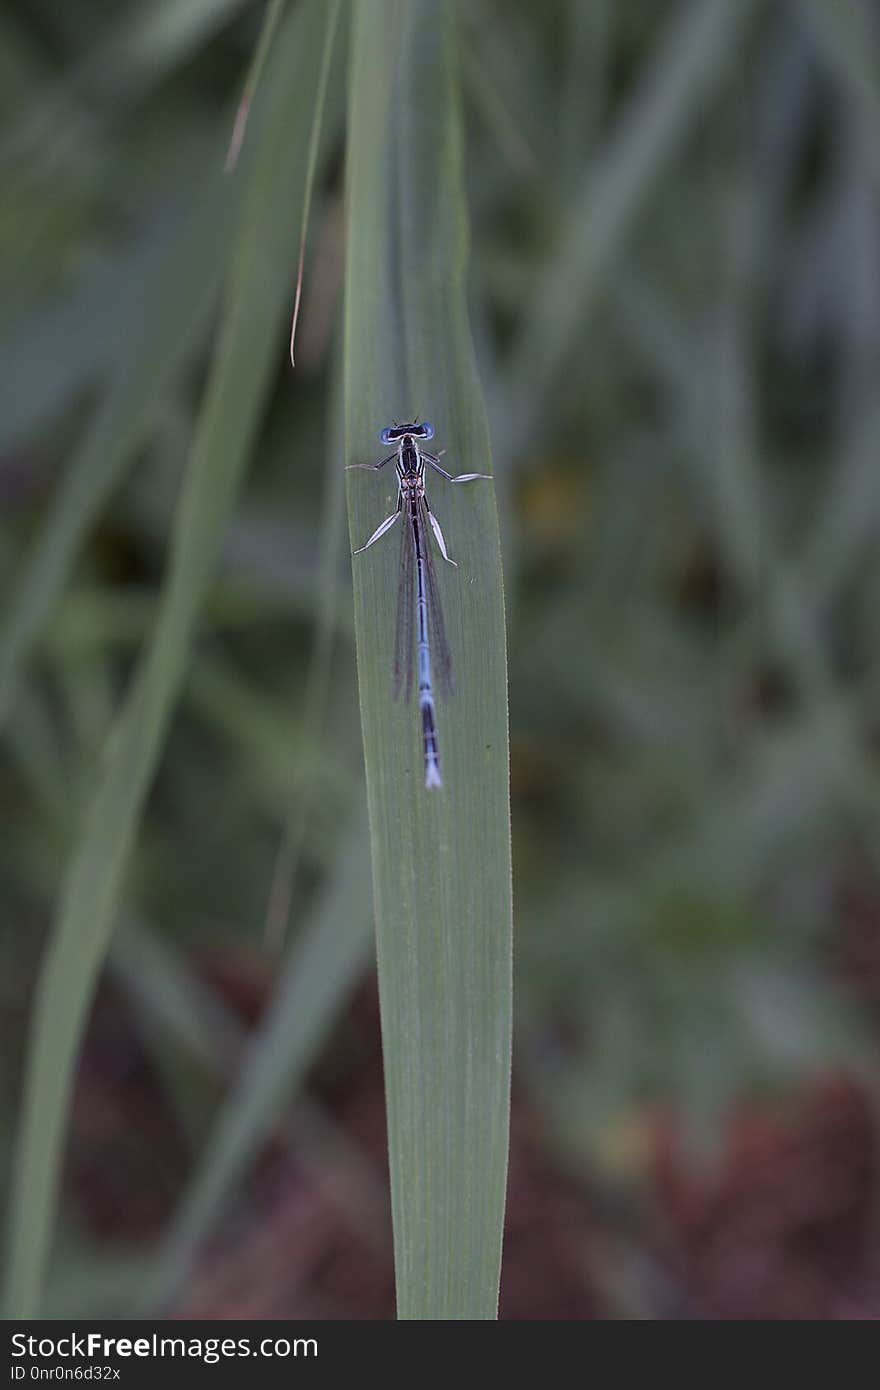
[345,0,512,1320]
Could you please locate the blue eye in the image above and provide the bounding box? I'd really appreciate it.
[380,427,394,445]
[421,421,434,440]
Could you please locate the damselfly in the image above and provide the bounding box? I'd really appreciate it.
[349,421,491,789]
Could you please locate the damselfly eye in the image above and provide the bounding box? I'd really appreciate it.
[380,427,394,445]
[421,421,434,440]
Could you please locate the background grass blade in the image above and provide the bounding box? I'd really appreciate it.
[2,0,335,1319]
[0,0,250,163]
[799,0,880,149]
[265,342,349,950]
[344,0,512,1320]
[503,0,759,453]
[223,0,288,170]
[0,226,170,457]
[134,816,374,1315]
[0,176,235,727]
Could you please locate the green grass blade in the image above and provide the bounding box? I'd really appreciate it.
[2,0,335,1319]
[345,0,512,1320]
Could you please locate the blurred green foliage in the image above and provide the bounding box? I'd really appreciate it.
[2,0,879,1317]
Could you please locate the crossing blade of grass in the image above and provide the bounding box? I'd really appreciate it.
[112,920,244,1075]
[1,0,337,1320]
[0,177,235,729]
[503,0,760,454]
[345,0,512,1320]
[133,815,374,1315]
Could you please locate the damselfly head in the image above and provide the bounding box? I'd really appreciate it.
[381,421,434,445]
